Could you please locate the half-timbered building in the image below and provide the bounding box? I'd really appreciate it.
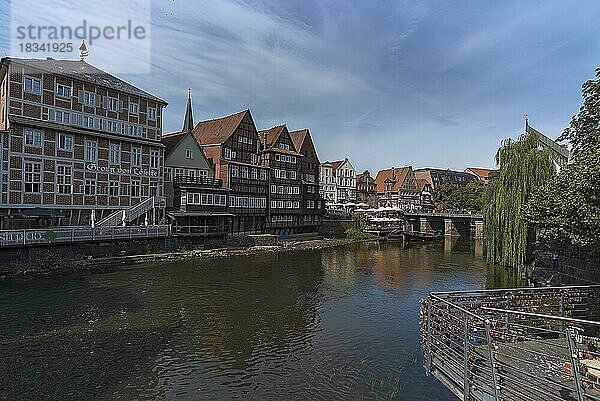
[0,57,167,229]
[289,128,324,232]
[191,110,269,233]
[259,124,303,235]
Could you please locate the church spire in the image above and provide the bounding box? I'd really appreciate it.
[182,88,194,132]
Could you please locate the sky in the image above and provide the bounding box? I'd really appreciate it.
[1,0,599,173]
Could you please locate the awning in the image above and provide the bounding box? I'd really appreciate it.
[9,208,67,219]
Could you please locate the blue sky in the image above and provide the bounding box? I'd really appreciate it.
[1,0,599,172]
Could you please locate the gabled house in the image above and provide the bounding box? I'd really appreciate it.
[414,170,434,211]
[375,166,420,209]
[191,109,270,233]
[356,170,376,207]
[259,124,303,235]
[319,161,335,202]
[162,93,230,237]
[290,128,325,232]
[320,158,357,204]
[525,119,571,170]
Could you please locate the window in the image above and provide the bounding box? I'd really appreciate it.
[106,97,120,112]
[147,106,157,120]
[224,148,236,160]
[150,150,160,169]
[271,184,277,193]
[129,101,139,114]
[109,143,121,164]
[55,110,70,124]
[271,200,277,208]
[279,143,290,150]
[131,147,141,167]
[24,161,41,192]
[198,170,208,178]
[187,169,196,177]
[24,129,42,147]
[128,124,140,137]
[251,168,257,180]
[241,167,249,179]
[293,186,300,194]
[278,185,284,194]
[185,149,193,159]
[84,140,97,161]
[84,179,96,195]
[278,200,284,209]
[108,181,120,196]
[164,167,172,182]
[83,91,96,107]
[293,201,299,209]
[275,154,280,161]
[24,76,41,94]
[229,196,235,207]
[104,120,119,133]
[56,164,72,194]
[231,165,239,178]
[131,179,141,197]
[250,153,258,164]
[174,168,184,178]
[58,133,73,151]
[56,84,71,98]
[260,170,267,181]
[83,115,95,128]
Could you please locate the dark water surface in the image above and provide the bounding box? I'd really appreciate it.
[0,239,519,401]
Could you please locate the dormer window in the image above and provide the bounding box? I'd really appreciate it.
[185,149,193,159]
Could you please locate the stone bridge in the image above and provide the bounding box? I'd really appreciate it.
[403,211,484,238]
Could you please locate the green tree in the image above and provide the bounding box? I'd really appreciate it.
[433,182,459,209]
[484,133,556,267]
[527,69,600,254]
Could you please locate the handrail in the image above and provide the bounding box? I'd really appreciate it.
[429,294,486,321]
[481,306,600,327]
[431,284,600,296]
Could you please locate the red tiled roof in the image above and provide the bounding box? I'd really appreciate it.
[375,166,411,193]
[414,170,433,186]
[288,129,308,150]
[465,167,495,179]
[259,125,286,146]
[330,160,346,172]
[191,109,248,145]
[161,130,187,157]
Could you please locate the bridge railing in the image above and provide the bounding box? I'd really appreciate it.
[421,286,600,401]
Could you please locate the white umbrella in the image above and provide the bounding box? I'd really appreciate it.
[144,214,149,227]
[91,210,96,228]
[122,210,127,227]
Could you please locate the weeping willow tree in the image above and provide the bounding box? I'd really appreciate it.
[484,132,555,267]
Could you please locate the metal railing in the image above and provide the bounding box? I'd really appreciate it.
[173,176,224,188]
[0,225,171,248]
[405,211,484,219]
[421,286,600,401]
[173,225,230,236]
[96,196,163,227]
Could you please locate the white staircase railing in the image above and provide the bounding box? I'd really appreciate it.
[96,196,164,227]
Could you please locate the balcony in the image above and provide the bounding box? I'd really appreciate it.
[173,176,223,188]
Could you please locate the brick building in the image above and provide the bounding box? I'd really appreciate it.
[259,124,304,235]
[191,109,269,234]
[375,166,420,209]
[356,169,376,207]
[289,128,324,232]
[0,57,167,229]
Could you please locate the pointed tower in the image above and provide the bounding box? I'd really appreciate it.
[182,88,194,132]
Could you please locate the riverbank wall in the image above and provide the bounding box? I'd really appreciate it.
[0,235,369,278]
[533,239,600,285]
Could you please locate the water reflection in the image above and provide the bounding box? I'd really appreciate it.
[1,241,520,401]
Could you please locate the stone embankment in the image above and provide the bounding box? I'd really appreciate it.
[2,237,372,277]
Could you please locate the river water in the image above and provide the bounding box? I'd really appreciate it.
[0,239,519,401]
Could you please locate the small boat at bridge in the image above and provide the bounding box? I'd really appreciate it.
[403,231,443,241]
